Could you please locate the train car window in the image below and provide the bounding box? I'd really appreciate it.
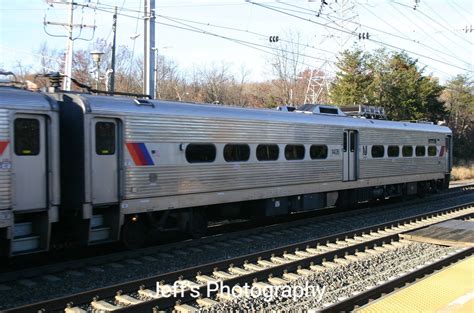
[285,145,305,160]
[95,122,116,155]
[14,118,40,156]
[415,146,426,157]
[428,146,437,156]
[343,133,347,152]
[402,146,413,157]
[256,144,279,161]
[350,132,356,152]
[371,145,384,158]
[186,144,216,163]
[310,145,328,159]
[224,144,250,162]
[388,145,400,157]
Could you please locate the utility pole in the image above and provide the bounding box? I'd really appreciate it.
[63,1,74,91]
[109,6,118,94]
[43,1,96,91]
[144,0,156,99]
[152,47,158,99]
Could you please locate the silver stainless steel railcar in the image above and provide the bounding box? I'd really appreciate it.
[0,86,453,256]
[0,87,60,256]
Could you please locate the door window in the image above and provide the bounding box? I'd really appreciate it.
[96,122,116,155]
[14,118,40,156]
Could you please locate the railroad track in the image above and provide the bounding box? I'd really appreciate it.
[6,200,473,313]
[1,183,472,284]
[0,184,472,310]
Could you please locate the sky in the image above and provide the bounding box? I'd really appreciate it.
[0,0,473,84]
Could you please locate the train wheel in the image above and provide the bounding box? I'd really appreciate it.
[121,218,147,249]
[188,211,208,239]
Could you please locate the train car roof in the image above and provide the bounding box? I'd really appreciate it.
[79,94,452,134]
[0,87,58,111]
[74,93,451,134]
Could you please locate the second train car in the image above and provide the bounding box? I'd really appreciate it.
[0,86,452,256]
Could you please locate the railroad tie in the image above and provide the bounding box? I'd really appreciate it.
[354,251,370,259]
[228,266,252,275]
[296,268,314,276]
[305,247,319,254]
[196,274,219,284]
[244,263,264,271]
[196,297,219,307]
[295,250,313,257]
[115,294,143,306]
[344,254,361,262]
[316,245,333,252]
[65,307,87,313]
[283,253,304,261]
[257,259,275,267]
[326,242,342,249]
[374,245,390,252]
[310,264,326,271]
[283,272,301,281]
[365,248,382,256]
[176,280,201,289]
[213,270,236,280]
[322,261,339,268]
[268,276,288,286]
[174,303,199,312]
[333,258,351,266]
[270,256,290,264]
[138,288,160,299]
[91,299,121,311]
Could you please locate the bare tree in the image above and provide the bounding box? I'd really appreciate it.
[268,29,306,105]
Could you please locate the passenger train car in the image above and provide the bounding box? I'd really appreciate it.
[0,86,452,257]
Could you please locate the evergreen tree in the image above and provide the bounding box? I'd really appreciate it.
[330,49,372,106]
[330,49,446,122]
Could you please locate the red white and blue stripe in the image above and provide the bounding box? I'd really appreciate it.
[0,141,8,157]
[126,142,154,166]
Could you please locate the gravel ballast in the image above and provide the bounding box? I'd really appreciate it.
[208,242,458,311]
[0,193,472,310]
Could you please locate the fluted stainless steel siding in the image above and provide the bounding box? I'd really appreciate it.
[358,128,446,178]
[359,129,443,145]
[124,114,341,143]
[360,158,444,179]
[124,161,341,199]
[123,114,342,199]
[0,109,11,209]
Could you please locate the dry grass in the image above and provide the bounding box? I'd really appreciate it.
[452,160,474,181]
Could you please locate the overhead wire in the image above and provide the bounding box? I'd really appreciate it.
[156,14,337,56]
[286,0,470,67]
[391,0,472,46]
[247,1,472,72]
[447,0,472,23]
[158,15,334,69]
[77,3,339,74]
[386,1,469,66]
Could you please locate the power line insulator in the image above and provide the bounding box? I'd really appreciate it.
[358,32,370,40]
[269,36,279,43]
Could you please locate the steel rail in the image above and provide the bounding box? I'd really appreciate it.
[6,201,473,313]
[1,183,471,285]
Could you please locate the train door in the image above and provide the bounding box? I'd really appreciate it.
[12,115,47,210]
[91,118,119,204]
[343,130,358,181]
